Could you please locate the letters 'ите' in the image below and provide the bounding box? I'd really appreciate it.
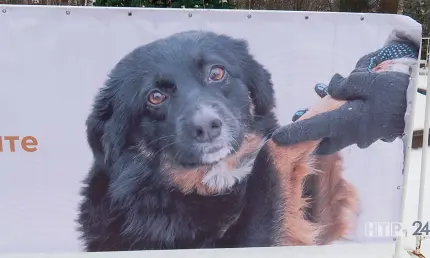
[0,136,38,152]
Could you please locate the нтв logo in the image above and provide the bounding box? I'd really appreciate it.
[364,222,403,237]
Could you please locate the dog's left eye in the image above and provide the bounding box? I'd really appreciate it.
[209,66,225,81]
[147,90,166,105]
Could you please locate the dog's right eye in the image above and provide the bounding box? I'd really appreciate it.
[147,90,166,105]
[209,66,226,82]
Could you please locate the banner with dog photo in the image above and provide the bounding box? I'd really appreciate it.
[0,6,422,253]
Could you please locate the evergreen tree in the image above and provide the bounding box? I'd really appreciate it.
[402,0,430,36]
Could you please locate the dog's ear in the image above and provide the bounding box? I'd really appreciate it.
[236,40,276,117]
[86,45,148,164]
[216,34,275,117]
[86,79,134,165]
[244,56,276,117]
[86,85,115,164]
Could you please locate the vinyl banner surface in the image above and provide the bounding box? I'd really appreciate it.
[0,6,422,253]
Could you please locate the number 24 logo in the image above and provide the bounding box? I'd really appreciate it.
[412,221,430,236]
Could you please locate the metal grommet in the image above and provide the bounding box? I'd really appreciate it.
[188,12,192,18]
[305,15,309,20]
[247,14,252,19]
[128,12,132,16]
[397,186,401,190]
[2,9,6,13]
[360,16,364,20]
[65,10,70,15]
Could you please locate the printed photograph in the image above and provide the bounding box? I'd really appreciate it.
[0,7,422,253]
[77,29,419,251]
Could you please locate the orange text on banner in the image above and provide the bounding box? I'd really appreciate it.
[0,136,38,152]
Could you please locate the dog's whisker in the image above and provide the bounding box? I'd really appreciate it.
[237,102,253,109]
[144,134,177,146]
[151,140,188,157]
[132,130,192,161]
[173,150,181,162]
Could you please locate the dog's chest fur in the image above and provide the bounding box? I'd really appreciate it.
[166,134,265,196]
[201,149,258,193]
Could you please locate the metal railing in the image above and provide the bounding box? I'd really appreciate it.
[420,37,429,75]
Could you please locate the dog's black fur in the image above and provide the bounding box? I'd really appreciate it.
[78,30,294,251]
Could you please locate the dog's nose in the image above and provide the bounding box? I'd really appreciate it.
[191,117,222,143]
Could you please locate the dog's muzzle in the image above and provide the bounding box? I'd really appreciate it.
[184,105,223,143]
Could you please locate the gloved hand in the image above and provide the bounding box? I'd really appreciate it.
[291,83,328,122]
[273,68,411,155]
[272,29,420,155]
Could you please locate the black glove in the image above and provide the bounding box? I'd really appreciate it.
[272,29,420,155]
[291,83,328,122]
[272,69,410,155]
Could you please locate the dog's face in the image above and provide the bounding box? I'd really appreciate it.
[140,51,252,166]
[87,31,276,168]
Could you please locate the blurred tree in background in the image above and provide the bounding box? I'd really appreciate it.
[92,0,234,8]
[92,0,145,7]
[0,0,428,36]
[336,0,373,12]
[403,0,430,35]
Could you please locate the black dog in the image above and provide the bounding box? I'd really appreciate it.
[78,30,353,251]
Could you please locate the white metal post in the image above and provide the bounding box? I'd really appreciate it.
[415,38,430,252]
[393,39,423,258]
